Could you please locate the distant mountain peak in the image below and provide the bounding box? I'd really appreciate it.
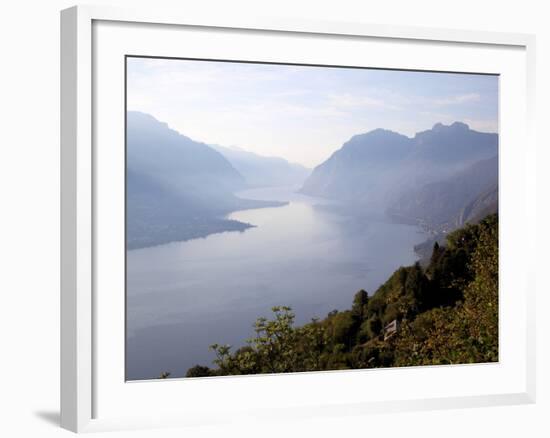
[128,110,166,127]
[127,111,190,142]
[432,121,470,132]
[367,127,399,135]
[210,143,311,187]
[126,111,246,193]
[451,121,470,130]
[351,128,408,141]
[341,128,411,154]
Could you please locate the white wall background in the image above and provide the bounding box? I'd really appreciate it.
[0,0,547,436]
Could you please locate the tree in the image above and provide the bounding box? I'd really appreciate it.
[431,241,441,262]
[209,306,307,374]
[185,365,214,378]
[363,315,382,340]
[326,310,356,351]
[298,318,327,371]
[351,289,369,322]
[249,306,299,373]
[460,214,498,361]
[393,214,498,366]
[405,262,429,313]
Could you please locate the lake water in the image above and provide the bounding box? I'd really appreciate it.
[126,186,427,380]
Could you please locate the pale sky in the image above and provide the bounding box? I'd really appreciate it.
[127,57,498,168]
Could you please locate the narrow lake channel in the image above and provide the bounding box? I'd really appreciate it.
[126,186,427,380]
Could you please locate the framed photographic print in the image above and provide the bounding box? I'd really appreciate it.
[60,5,536,433]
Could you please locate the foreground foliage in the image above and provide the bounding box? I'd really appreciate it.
[183,214,498,377]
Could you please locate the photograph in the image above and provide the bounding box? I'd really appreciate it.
[125,57,499,381]
[1,0,544,435]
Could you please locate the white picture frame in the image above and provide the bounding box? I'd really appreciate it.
[60,4,537,433]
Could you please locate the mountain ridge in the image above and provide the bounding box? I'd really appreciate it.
[387,154,498,231]
[126,112,286,249]
[210,143,310,188]
[300,122,498,210]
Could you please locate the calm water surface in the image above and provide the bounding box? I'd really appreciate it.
[126,186,426,380]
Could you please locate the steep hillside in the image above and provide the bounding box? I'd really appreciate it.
[300,122,498,210]
[127,112,246,198]
[126,112,285,249]
[388,155,498,230]
[300,129,411,204]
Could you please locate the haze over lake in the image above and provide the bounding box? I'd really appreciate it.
[126,186,427,380]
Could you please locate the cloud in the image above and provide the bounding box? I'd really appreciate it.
[241,101,347,119]
[433,93,481,106]
[462,118,498,133]
[327,93,402,111]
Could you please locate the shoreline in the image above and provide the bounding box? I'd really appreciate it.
[127,195,289,251]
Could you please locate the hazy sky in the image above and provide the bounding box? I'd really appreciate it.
[127,57,498,168]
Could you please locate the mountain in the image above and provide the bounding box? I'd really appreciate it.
[126,112,285,249]
[410,122,497,165]
[456,183,498,226]
[300,129,411,204]
[388,155,498,230]
[210,144,310,188]
[127,112,246,200]
[300,122,498,209]
[126,168,254,250]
